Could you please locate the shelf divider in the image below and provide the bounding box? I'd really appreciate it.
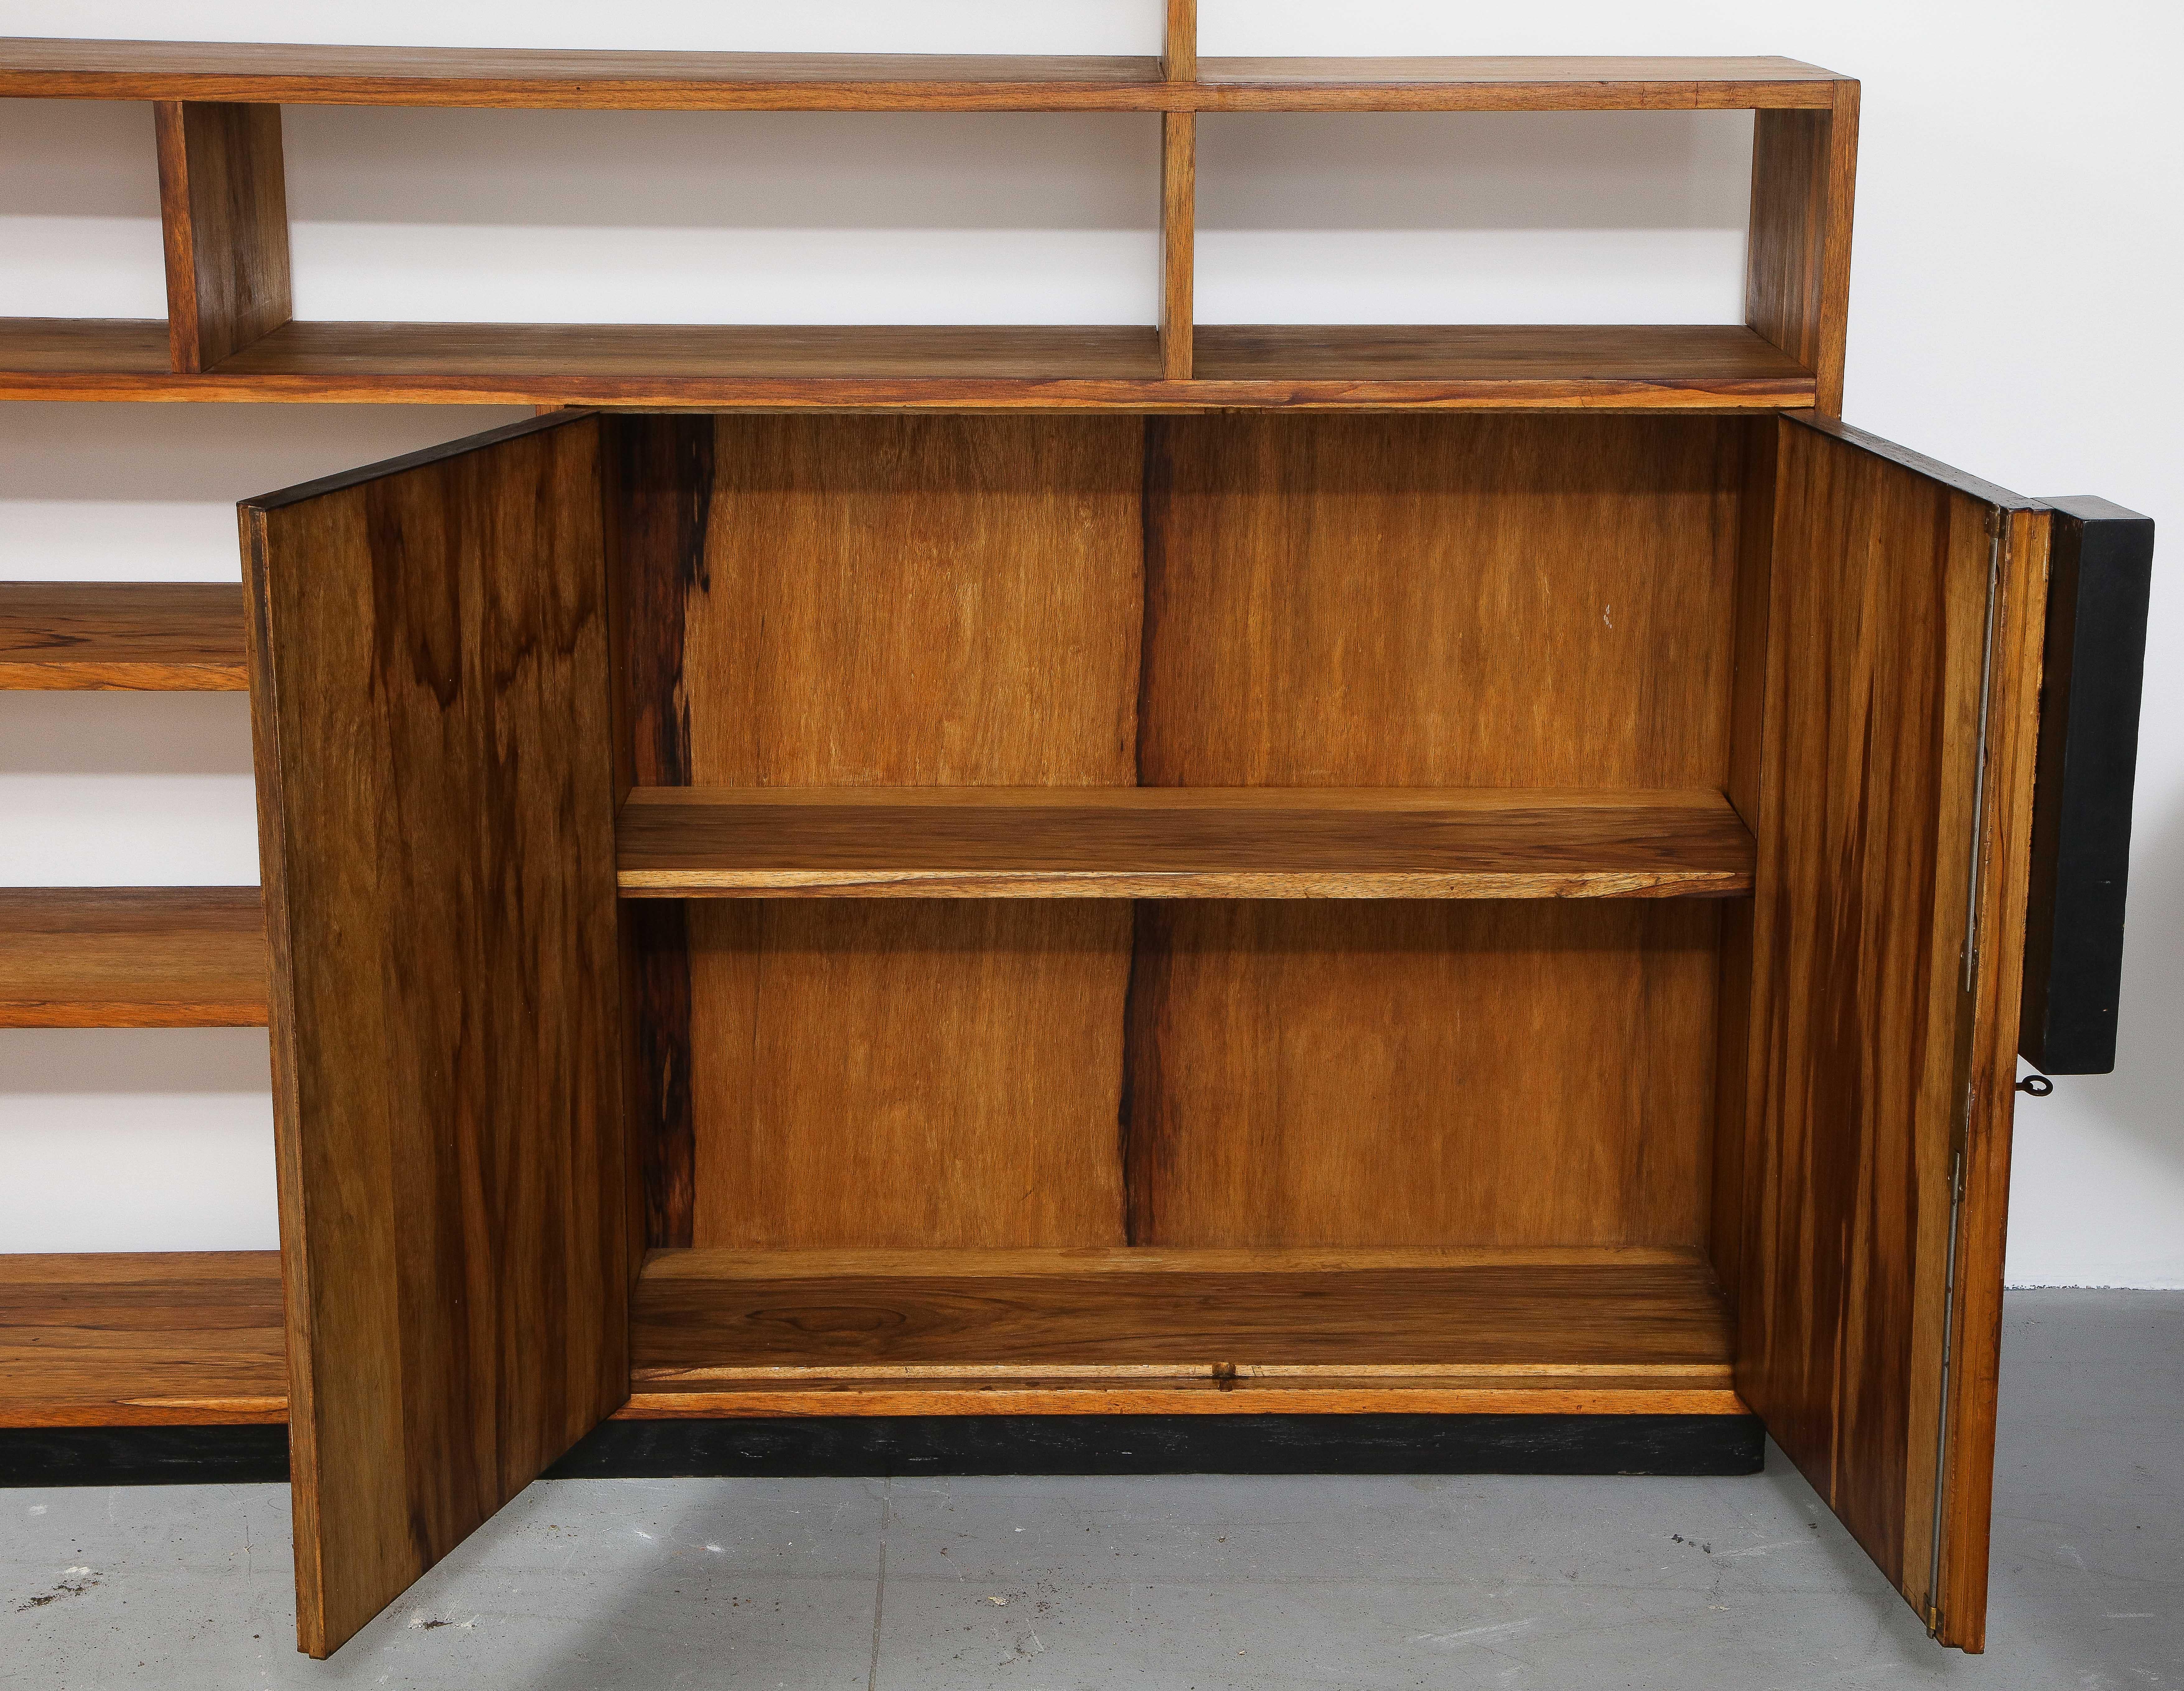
[0,582,247,689]
[616,786,1756,899]
[154,100,291,373]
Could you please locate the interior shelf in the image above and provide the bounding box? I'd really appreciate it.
[0,1252,286,1427]
[616,786,1757,899]
[0,40,1843,111]
[0,888,269,1027]
[0,582,247,690]
[625,1247,1742,1418]
[0,320,1815,409]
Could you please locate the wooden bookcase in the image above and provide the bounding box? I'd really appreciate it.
[0,19,2154,1665]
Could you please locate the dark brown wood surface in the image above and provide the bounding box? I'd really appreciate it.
[632,1246,1732,1368]
[0,1253,286,1427]
[0,888,267,1026]
[0,319,1816,409]
[0,581,247,688]
[1730,415,2045,1651]
[154,101,290,372]
[616,785,1755,897]
[1745,88,1858,415]
[246,410,626,1657]
[0,41,1843,110]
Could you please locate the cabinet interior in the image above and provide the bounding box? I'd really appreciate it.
[609,410,1767,1417]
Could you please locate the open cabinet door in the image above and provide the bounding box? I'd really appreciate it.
[242,412,628,1657]
[1730,412,2050,1651]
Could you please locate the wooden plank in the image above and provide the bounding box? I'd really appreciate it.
[616,414,1144,1255]
[245,410,626,1657]
[1160,112,1195,381]
[0,40,1842,110]
[629,1250,1734,1394]
[154,101,290,372]
[1745,86,1857,416]
[0,888,267,1027]
[616,785,1755,898]
[0,582,247,689]
[0,320,1817,409]
[0,1253,286,1429]
[1163,0,1197,83]
[1733,414,2045,1651]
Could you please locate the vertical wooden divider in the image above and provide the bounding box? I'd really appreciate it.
[1744,82,1858,416]
[1158,0,1197,382]
[155,101,291,373]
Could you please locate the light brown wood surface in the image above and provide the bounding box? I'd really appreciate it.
[632,414,1143,1253]
[0,582,247,689]
[0,1253,286,1428]
[0,319,1816,409]
[0,41,1844,110]
[0,887,267,1027]
[1160,113,1195,381]
[617,785,1755,897]
[1163,0,1197,83]
[1745,88,1859,415]
[154,101,290,372]
[1730,415,2045,1652]
[246,411,627,1657]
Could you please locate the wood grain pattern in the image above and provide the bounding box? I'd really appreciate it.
[1139,414,1748,788]
[1161,112,1195,381]
[617,785,1755,898]
[0,40,1841,110]
[1745,87,1858,416]
[632,1247,1732,1370]
[0,887,267,1027]
[1731,414,2044,1651]
[647,415,1144,1254]
[618,1381,1746,1417]
[0,319,1816,409]
[1124,901,1722,1247]
[0,1253,286,1429]
[0,581,246,689]
[1163,0,1197,83]
[245,410,626,1657]
[154,101,290,372]
[1932,499,2051,1652]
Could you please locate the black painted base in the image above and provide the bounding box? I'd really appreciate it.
[1,1415,1762,1488]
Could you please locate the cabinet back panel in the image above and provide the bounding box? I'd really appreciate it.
[636,415,1143,1249]
[1126,900,1720,1248]
[1141,413,1746,788]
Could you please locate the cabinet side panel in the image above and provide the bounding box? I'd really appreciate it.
[1736,417,2035,1642]
[1130,415,1742,1250]
[248,415,625,1656]
[672,415,1143,1249]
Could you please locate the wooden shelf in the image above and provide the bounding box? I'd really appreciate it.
[0,1252,285,1427]
[0,888,269,1027]
[616,786,1756,899]
[0,40,1843,111]
[0,582,247,690]
[625,1246,1742,1418]
[0,320,1814,410]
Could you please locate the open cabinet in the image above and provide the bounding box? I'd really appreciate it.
[241,403,2098,1656]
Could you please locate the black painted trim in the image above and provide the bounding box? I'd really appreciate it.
[2020,495,2154,1075]
[0,1416,1765,1487]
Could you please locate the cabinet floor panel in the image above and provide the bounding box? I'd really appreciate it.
[627,1247,1742,1417]
[0,888,269,1027]
[618,786,1756,898]
[0,1253,286,1427]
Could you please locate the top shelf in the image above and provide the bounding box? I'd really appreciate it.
[0,40,1848,111]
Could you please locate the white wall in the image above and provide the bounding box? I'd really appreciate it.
[0,1,2175,1282]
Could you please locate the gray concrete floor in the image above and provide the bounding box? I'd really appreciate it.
[3,1289,2179,1689]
